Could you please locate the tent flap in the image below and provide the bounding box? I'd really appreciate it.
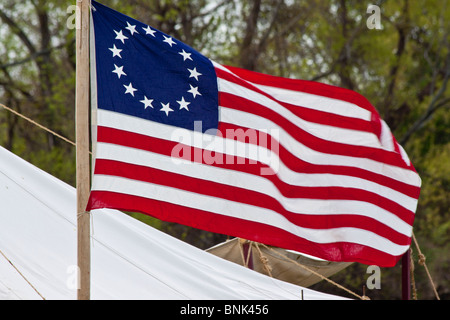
[207,238,352,287]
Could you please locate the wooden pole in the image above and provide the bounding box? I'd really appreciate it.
[242,242,254,270]
[401,249,411,300]
[75,0,91,300]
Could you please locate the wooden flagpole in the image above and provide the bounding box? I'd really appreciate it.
[75,0,91,300]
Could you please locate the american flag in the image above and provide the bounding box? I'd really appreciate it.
[87,1,421,267]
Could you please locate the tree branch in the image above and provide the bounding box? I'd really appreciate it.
[382,0,410,121]
[400,51,450,145]
[0,9,37,55]
[239,0,261,70]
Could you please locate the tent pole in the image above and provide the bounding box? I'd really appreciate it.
[75,0,91,301]
[242,242,254,270]
[401,249,411,300]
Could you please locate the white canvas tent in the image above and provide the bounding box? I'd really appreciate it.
[0,146,346,300]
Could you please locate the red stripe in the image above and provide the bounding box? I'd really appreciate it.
[216,66,390,149]
[93,158,412,245]
[218,78,375,134]
[216,67,384,136]
[87,190,405,267]
[96,125,420,213]
[218,121,420,199]
[95,126,417,224]
[219,92,412,170]
[221,65,380,115]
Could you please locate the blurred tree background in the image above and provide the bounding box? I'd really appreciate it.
[0,0,448,299]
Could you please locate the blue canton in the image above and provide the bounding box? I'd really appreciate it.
[92,1,219,132]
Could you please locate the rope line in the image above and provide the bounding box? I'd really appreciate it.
[258,242,366,300]
[0,102,79,300]
[0,103,92,154]
[412,232,440,300]
[254,242,273,278]
[0,248,46,300]
[410,248,418,300]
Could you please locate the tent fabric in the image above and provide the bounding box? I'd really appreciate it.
[0,146,346,300]
[207,238,352,288]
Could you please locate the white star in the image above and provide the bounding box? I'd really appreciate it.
[179,49,193,61]
[123,83,137,96]
[187,84,201,98]
[188,67,202,81]
[177,96,191,111]
[140,96,154,109]
[160,102,174,116]
[162,35,176,47]
[112,64,126,79]
[143,25,156,37]
[114,30,128,43]
[109,44,122,58]
[125,22,139,35]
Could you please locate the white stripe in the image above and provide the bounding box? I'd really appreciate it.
[97,109,421,188]
[97,134,418,214]
[213,62,372,121]
[253,84,372,121]
[91,174,410,256]
[220,107,421,188]
[95,141,414,236]
[218,78,382,149]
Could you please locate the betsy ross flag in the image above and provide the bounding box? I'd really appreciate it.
[87,1,421,267]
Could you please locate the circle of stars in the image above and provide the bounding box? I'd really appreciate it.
[108,21,203,117]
